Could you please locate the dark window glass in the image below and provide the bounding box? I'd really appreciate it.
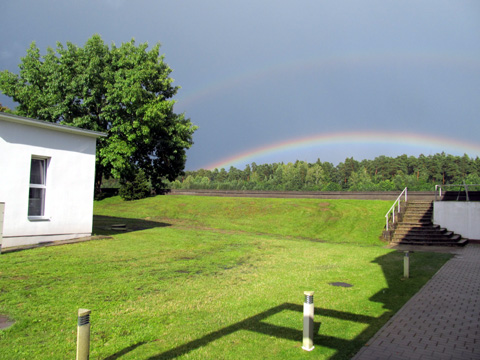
[28,158,47,217]
[28,188,45,216]
[30,159,46,184]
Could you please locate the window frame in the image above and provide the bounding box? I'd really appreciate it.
[28,156,50,221]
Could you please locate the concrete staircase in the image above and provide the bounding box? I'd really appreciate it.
[391,201,468,246]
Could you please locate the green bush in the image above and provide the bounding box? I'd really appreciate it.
[119,170,151,200]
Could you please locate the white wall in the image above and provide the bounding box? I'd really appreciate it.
[0,202,4,251]
[433,201,480,241]
[0,119,98,247]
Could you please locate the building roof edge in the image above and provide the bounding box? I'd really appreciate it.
[0,112,107,138]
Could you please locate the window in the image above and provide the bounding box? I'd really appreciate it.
[28,157,48,217]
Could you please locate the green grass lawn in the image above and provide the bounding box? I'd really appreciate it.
[0,195,451,359]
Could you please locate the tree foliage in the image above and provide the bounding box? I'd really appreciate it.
[0,34,197,193]
[168,153,480,192]
[0,103,14,114]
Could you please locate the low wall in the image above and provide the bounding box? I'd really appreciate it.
[433,202,480,240]
[169,189,436,201]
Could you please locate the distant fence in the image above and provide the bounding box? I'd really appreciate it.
[169,189,436,201]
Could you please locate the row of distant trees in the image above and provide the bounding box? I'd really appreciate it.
[167,153,480,192]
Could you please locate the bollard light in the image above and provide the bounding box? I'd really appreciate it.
[302,291,315,351]
[404,251,410,278]
[76,309,91,360]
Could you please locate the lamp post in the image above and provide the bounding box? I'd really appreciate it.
[76,309,91,360]
[404,251,410,278]
[302,291,315,351]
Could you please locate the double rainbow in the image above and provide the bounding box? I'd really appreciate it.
[174,52,479,170]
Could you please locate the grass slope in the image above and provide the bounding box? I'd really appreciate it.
[93,196,392,245]
[0,196,451,359]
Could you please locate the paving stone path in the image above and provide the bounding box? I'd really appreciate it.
[353,244,480,360]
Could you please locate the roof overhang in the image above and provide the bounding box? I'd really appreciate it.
[0,112,107,139]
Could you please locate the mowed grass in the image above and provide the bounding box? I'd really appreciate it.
[0,196,451,359]
[93,196,392,245]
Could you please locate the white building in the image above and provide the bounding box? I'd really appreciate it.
[0,112,105,249]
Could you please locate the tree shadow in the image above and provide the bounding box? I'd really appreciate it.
[103,341,146,360]
[137,301,394,360]
[144,303,368,360]
[93,215,171,236]
[105,251,439,359]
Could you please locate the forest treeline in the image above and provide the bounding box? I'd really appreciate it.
[166,153,480,192]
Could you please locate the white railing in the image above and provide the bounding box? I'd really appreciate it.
[385,187,408,231]
[434,184,442,201]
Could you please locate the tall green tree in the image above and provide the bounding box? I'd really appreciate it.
[0,34,197,193]
[338,157,360,189]
[305,162,325,189]
[348,167,375,191]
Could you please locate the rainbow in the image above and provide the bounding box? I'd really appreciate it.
[175,53,479,109]
[175,52,480,170]
[204,131,480,170]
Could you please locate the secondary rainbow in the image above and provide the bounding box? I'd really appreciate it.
[205,131,480,170]
[176,52,479,109]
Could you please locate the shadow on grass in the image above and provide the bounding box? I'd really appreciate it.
[144,304,335,360]
[138,303,390,360]
[103,341,147,360]
[93,215,171,236]
[104,249,448,359]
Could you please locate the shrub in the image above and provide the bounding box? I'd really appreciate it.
[119,170,151,200]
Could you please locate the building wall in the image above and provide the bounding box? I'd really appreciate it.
[433,201,480,241]
[0,202,4,251]
[0,119,98,247]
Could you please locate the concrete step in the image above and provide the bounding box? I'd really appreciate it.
[402,216,432,222]
[395,223,444,230]
[391,238,468,246]
[407,205,433,211]
[404,207,431,212]
[404,208,432,212]
[402,220,433,225]
[407,206,433,211]
[389,200,467,246]
[404,210,432,214]
[393,234,461,242]
[393,229,451,236]
[406,204,432,208]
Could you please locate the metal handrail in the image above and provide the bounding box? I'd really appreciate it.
[385,187,407,231]
[435,183,480,201]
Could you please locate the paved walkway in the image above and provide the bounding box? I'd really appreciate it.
[353,243,480,360]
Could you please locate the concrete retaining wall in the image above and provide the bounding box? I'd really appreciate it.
[169,189,436,201]
[434,201,480,240]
